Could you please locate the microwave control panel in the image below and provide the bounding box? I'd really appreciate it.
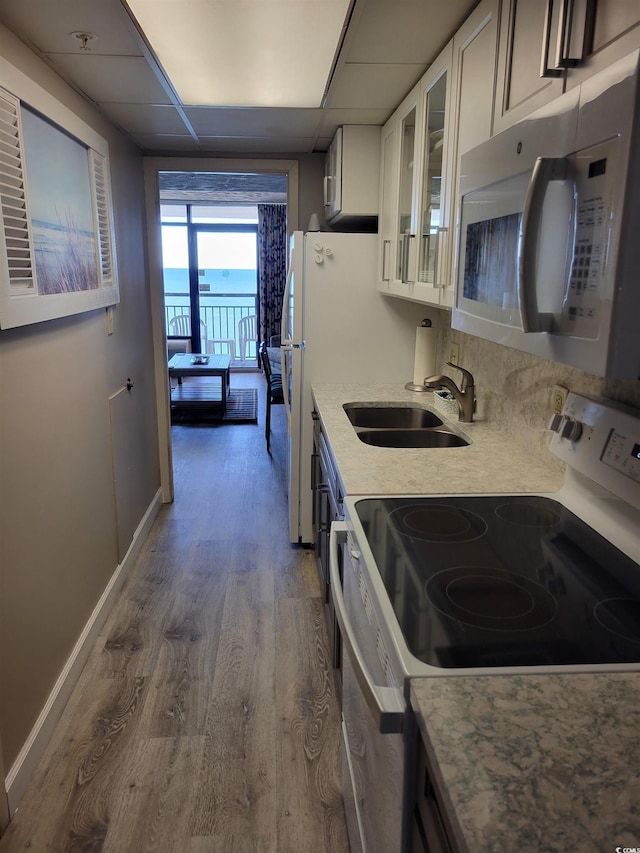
[560,139,617,338]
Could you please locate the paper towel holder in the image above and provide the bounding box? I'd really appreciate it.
[405,318,434,392]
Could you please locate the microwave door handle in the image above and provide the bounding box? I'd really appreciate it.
[329,523,405,735]
[519,157,564,333]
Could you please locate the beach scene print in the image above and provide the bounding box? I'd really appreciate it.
[21,106,98,295]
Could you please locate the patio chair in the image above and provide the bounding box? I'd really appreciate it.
[260,343,283,453]
[237,314,257,361]
[168,314,235,360]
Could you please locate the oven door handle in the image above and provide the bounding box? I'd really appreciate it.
[330,522,405,735]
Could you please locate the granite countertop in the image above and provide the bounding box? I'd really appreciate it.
[311,383,564,495]
[410,674,640,853]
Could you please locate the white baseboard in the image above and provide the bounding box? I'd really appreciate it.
[4,487,162,815]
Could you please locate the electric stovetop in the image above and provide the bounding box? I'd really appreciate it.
[355,495,640,669]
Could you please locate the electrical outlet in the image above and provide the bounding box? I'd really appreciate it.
[551,385,568,414]
[448,342,460,365]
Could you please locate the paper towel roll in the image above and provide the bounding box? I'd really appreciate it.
[412,322,436,386]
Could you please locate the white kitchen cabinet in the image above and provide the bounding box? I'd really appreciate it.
[377,116,399,291]
[378,0,499,308]
[412,43,456,306]
[495,0,640,133]
[445,0,500,307]
[377,81,428,297]
[378,51,457,307]
[323,125,380,224]
[394,85,423,289]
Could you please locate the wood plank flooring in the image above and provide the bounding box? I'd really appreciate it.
[0,373,349,853]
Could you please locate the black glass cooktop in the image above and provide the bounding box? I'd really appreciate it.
[355,496,640,668]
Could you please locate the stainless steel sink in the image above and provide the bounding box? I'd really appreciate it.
[356,429,469,448]
[343,404,443,429]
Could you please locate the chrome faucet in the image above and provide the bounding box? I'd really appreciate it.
[424,362,475,423]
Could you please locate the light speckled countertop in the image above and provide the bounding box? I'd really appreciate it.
[411,674,640,853]
[313,383,640,852]
[311,383,564,495]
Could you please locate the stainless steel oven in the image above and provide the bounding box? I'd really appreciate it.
[331,392,640,853]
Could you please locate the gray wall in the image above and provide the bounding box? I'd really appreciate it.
[0,25,160,769]
[0,26,332,778]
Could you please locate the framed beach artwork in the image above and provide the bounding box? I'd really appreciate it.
[0,57,119,329]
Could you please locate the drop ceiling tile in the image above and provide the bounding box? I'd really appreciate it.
[184,107,323,138]
[314,137,334,152]
[326,63,425,110]
[315,107,391,136]
[44,54,173,104]
[0,0,141,55]
[194,136,317,154]
[100,103,191,134]
[344,0,475,63]
[129,133,201,152]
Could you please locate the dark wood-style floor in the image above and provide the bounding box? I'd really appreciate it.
[0,372,349,853]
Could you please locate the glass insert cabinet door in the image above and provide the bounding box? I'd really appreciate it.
[418,71,448,288]
[396,103,418,284]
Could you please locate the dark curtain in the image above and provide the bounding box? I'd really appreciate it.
[257,204,287,345]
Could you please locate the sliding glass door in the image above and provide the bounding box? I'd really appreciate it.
[162,204,259,363]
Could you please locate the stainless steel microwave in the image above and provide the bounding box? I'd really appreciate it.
[453,49,640,379]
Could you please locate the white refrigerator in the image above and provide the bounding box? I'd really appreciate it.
[280,230,432,544]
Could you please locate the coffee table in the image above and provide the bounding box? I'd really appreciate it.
[168,353,232,416]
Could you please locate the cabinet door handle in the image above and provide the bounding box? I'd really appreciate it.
[401,233,415,284]
[540,0,564,78]
[382,239,391,282]
[433,227,448,288]
[554,0,595,68]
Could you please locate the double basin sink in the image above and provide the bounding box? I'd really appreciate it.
[343,403,469,448]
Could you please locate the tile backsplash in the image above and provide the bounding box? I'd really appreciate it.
[438,322,640,457]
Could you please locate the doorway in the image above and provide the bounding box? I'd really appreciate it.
[143,157,299,503]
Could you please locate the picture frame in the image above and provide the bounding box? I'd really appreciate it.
[0,56,119,329]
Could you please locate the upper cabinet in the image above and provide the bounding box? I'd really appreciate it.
[445,0,500,307]
[394,85,423,289]
[377,0,499,307]
[416,53,453,303]
[378,116,399,289]
[495,0,640,133]
[376,84,423,294]
[323,125,380,225]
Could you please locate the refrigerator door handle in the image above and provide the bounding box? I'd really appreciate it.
[280,262,294,345]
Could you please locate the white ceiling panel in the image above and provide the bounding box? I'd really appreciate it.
[316,108,391,133]
[44,54,173,104]
[345,0,478,63]
[326,63,426,110]
[184,107,323,138]
[100,103,192,135]
[0,0,142,55]
[185,136,319,154]
[129,133,202,151]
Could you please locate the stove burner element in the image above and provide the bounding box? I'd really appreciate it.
[594,599,640,644]
[495,500,562,528]
[388,503,487,542]
[426,566,558,631]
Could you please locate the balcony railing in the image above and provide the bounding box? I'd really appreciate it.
[165,292,258,362]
